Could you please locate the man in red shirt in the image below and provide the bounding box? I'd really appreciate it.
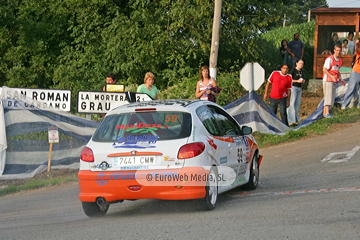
[264,64,293,126]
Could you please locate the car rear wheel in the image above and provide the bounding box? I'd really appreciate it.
[204,166,218,210]
[82,201,109,217]
[244,155,259,190]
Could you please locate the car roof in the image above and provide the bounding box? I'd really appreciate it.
[107,99,210,115]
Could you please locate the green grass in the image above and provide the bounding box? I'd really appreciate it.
[8,131,75,140]
[0,174,77,197]
[254,106,360,148]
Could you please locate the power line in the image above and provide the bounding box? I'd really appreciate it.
[328,0,360,7]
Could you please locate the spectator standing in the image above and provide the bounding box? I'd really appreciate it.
[328,33,341,54]
[287,59,305,126]
[195,66,220,102]
[341,41,360,110]
[322,44,346,118]
[263,64,292,126]
[101,73,117,117]
[287,33,304,69]
[103,73,117,91]
[137,72,159,100]
[341,39,350,55]
[347,32,355,55]
[279,39,292,68]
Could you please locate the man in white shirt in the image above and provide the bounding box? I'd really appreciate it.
[322,44,346,118]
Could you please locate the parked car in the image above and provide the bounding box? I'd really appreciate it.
[78,99,263,217]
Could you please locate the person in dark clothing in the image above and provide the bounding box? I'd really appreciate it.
[288,33,304,70]
[280,39,292,69]
[327,33,341,54]
[287,59,305,126]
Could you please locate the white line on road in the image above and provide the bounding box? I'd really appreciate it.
[321,146,360,163]
[228,186,360,198]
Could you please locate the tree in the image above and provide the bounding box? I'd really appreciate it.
[272,0,328,27]
[1,0,322,99]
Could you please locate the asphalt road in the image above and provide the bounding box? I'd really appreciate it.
[1,123,359,240]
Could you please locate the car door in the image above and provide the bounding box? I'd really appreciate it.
[207,105,248,187]
[195,105,229,168]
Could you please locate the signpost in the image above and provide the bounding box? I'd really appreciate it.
[240,62,265,91]
[47,127,59,172]
[239,62,265,123]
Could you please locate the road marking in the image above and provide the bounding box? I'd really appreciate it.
[321,146,360,163]
[228,186,360,198]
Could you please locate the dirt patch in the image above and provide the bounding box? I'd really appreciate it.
[298,91,323,121]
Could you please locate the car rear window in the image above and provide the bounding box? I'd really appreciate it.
[92,111,192,142]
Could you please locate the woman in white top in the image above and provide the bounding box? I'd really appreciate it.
[347,32,355,55]
[195,66,219,102]
[342,39,350,55]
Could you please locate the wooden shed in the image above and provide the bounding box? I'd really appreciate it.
[312,7,360,79]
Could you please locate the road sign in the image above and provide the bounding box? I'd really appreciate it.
[240,62,265,91]
[77,91,153,114]
[48,127,59,143]
[1,87,71,111]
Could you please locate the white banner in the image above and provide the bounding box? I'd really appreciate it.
[0,88,7,175]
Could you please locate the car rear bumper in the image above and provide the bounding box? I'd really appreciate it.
[78,167,209,202]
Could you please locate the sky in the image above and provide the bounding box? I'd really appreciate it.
[327,0,360,7]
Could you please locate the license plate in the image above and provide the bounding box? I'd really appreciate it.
[114,156,156,166]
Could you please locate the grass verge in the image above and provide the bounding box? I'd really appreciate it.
[254,106,360,148]
[0,174,77,197]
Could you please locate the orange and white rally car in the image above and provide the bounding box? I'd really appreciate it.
[78,99,262,217]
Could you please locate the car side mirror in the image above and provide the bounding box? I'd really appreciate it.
[241,126,252,135]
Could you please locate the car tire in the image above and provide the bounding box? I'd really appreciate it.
[204,166,218,210]
[82,202,109,217]
[244,155,259,190]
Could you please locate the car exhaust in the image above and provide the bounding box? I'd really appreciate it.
[96,197,107,207]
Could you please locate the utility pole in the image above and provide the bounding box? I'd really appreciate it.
[283,14,286,27]
[209,0,222,80]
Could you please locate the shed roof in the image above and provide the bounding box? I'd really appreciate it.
[312,7,360,14]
